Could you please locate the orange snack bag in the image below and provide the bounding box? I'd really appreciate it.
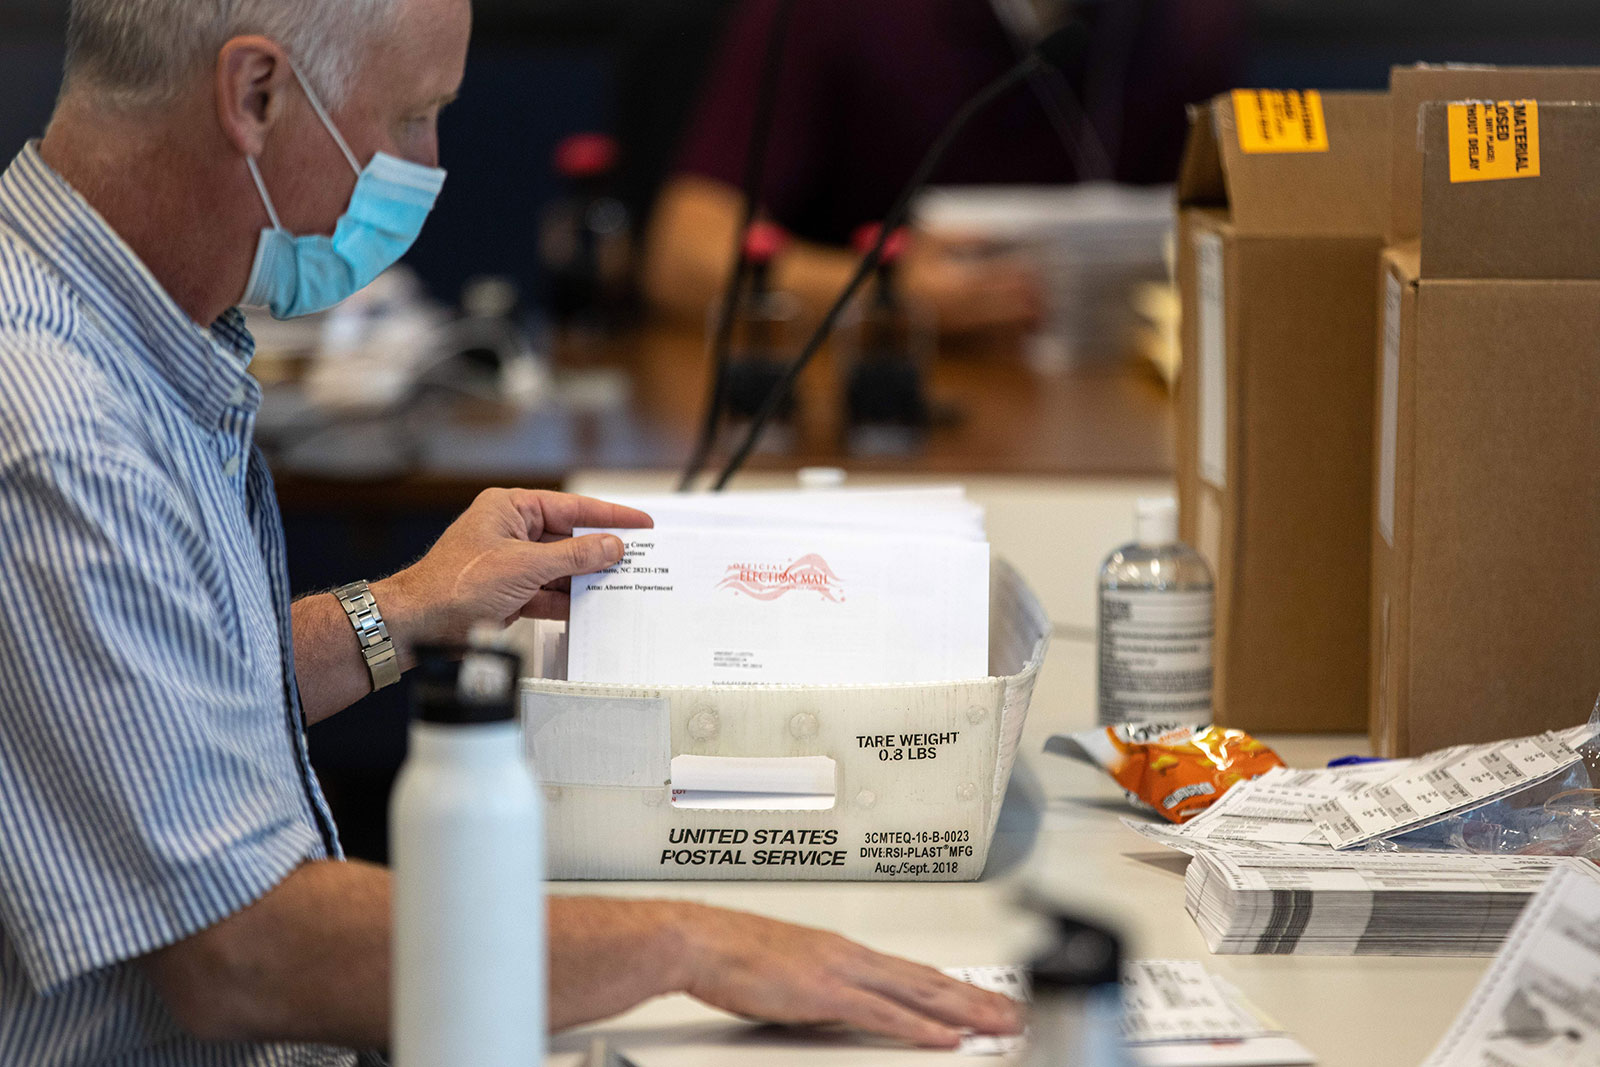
[1047,722,1285,824]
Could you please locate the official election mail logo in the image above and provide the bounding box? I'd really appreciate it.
[717,555,844,602]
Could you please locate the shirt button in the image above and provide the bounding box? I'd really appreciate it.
[222,455,241,478]
[228,380,249,407]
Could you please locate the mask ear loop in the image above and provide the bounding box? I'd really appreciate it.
[290,63,364,177]
[246,156,286,233]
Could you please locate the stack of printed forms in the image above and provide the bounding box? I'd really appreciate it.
[566,486,991,687]
[1182,851,1587,956]
[1124,725,1599,956]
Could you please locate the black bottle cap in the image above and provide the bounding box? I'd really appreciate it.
[411,644,522,725]
[1028,915,1122,992]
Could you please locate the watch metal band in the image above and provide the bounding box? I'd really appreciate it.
[333,580,402,692]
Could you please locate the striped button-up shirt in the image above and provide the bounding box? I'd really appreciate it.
[0,144,357,1065]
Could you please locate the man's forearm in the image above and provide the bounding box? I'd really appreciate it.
[142,860,393,1049]
[643,176,854,325]
[143,860,689,1048]
[144,863,1018,1050]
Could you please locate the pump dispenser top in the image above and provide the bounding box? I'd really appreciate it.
[1134,496,1179,547]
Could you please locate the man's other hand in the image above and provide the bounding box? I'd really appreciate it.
[380,488,652,652]
[674,903,1023,1048]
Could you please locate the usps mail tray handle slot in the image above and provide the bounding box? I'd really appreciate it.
[668,754,837,811]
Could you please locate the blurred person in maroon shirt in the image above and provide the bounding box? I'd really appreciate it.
[643,0,1244,340]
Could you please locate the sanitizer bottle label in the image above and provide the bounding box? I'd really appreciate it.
[1097,590,1213,725]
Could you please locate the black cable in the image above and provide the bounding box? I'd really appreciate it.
[677,0,800,492]
[712,54,1045,491]
[1026,55,1114,182]
[1067,0,1144,177]
[992,4,1114,182]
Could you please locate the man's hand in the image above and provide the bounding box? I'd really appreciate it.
[292,489,651,723]
[550,898,1022,1049]
[675,903,1022,1047]
[379,488,653,658]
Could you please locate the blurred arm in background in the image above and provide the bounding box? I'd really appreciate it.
[641,0,1245,341]
[646,174,1043,338]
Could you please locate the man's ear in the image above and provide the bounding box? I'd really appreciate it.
[214,36,293,159]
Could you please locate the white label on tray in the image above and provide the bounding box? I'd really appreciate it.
[523,692,670,788]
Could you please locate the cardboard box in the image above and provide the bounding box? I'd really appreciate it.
[1388,64,1600,244]
[1174,91,1388,733]
[1370,102,1600,756]
[520,560,1048,881]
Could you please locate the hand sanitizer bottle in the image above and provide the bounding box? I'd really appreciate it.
[1096,497,1214,726]
[391,639,544,1067]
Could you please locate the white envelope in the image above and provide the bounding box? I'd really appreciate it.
[567,526,991,686]
[607,486,987,542]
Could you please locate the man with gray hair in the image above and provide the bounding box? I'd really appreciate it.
[0,0,1019,1063]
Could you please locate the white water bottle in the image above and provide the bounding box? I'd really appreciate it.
[391,641,544,1067]
[1018,915,1131,1067]
[1096,497,1214,726]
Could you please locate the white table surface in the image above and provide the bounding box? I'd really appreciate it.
[546,473,1488,1067]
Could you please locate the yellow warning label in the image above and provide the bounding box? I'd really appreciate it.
[1232,90,1330,154]
[1448,100,1540,183]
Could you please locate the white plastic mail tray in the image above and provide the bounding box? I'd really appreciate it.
[520,559,1049,882]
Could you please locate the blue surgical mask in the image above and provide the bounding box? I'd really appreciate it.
[241,65,446,319]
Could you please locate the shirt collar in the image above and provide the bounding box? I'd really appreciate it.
[0,142,255,430]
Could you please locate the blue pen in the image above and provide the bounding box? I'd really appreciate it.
[1327,755,1388,768]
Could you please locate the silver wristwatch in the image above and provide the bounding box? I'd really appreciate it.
[332,580,401,692]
